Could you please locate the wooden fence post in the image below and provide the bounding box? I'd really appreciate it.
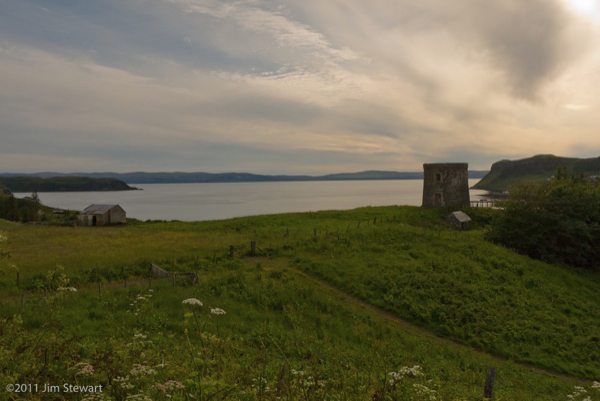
[16,272,19,288]
[483,366,496,400]
[229,245,234,257]
[172,273,176,286]
[251,241,256,256]
[98,282,102,297]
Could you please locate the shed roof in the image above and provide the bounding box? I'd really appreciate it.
[81,204,121,215]
[447,211,471,222]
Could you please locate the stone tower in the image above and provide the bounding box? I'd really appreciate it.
[422,163,470,207]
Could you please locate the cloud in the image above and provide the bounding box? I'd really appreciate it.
[166,0,359,62]
[1,0,600,174]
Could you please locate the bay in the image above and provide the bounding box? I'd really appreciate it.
[14,179,489,222]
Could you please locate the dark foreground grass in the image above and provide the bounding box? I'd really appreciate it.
[0,259,592,400]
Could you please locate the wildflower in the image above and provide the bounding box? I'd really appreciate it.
[567,386,588,400]
[152,380,185,397]
[82,394,111,401]
[182,298,203,306]
[58,286,77,292]
[413,384,437,400]
[126,394,152,401]
[210,308,226,315]
[130,364,157,376]
[69,362,94,376]
[388,365,423,385]
[114,376,135,390]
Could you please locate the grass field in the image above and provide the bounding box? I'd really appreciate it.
[1,258,596,400]
[1,206,600,400]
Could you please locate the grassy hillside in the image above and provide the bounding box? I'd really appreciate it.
[473,154,600,192]
[1,206,600,398]
[0,259,593,400]
[0,218,16,227]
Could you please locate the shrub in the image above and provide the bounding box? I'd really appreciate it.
[486,173,600,269]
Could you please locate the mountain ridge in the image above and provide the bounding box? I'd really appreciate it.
[0,170,489,185]
[473,154,600,192]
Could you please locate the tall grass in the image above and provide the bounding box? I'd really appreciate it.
[0,259,591,400]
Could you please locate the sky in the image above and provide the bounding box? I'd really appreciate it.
[1,0,599,174]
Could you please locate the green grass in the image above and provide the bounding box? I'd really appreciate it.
[0,218,16,227]
[290,223,600,378]
[0,259,592,400]
[1,205,600,398]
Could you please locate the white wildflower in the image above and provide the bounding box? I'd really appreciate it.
[182,298,203,306]
[130,364,157,376]
[210,308,226,315]
[57,286,77,292]
[388,365,423,385]
[413,384,437,400]
[69,362,94,376]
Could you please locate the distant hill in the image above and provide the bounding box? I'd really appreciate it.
[0,184,12,196]
[473,154,600,192]
[0,170,489,184]
[0,177,138,193]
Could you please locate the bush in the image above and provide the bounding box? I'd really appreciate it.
[486,173,600,269]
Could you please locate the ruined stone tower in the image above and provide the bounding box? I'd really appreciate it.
[422,163,470,207]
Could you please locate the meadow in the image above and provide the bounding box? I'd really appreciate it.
[1,206,600,400]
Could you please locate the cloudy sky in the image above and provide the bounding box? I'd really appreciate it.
[1,0,599,174]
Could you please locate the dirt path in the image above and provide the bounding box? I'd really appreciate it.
[244,256,590,383]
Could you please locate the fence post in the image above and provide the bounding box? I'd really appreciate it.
[16,272,19,288]
[229,245,234,257]
[149,276,152,290]
[98,282,102,297]
[251,241,256,256]
[483,366,496,400]
[172,273,176,286]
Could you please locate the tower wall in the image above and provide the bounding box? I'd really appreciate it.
[422,163,470,207]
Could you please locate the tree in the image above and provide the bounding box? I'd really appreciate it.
[486,172,600,269]
[6,196,18,222]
